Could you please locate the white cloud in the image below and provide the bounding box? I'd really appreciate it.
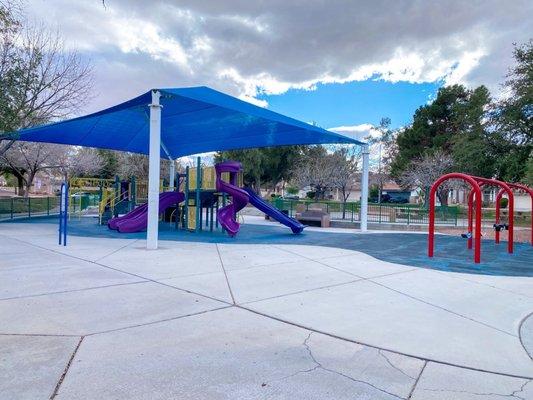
[329,124,401,169]
[329,124,378,142]
[23,0,532,113]
[237,95,268,108]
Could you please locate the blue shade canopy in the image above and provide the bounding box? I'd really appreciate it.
[2,86,364,159]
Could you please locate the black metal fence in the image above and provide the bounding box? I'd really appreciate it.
[0,197,60,221]
[272,198,459,226]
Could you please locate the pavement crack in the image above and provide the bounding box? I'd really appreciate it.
[240,278,362,306]
[367,279,518,338]
[239,305,533,380]
[421,379,531,400]
[3,235,232,306]
[302,332,404,399]
[0,280,149,301]
[86,305,233,336]
[50,336,84,399]
[215,244,236,305]
[303,332,320,366]
[93,239,140,262]
[407,361,427,399]
[378,349,417,380]
[511,380,531,400]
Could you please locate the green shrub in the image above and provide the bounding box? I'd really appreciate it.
[286,186,299,195]
[306,191,316,199]
[499,197,508,209]
[369,184,379,199]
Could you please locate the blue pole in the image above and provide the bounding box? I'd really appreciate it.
[63,183,68,246]
[58,184,63,245]
[195,157,201,233]
[58,182,68,246]
[64,183,68,246]
[184,167,189,229]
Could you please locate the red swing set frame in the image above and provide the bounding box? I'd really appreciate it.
[428,173,532,264]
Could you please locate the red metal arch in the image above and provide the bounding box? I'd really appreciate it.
[466,177,514,254]
[428,173,482,263]
[504,183,533,246]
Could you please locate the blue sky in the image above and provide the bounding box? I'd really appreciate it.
[24,0,530,139]
[259,80,443,130]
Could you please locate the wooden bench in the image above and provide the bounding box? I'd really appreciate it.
[295,204,331,227]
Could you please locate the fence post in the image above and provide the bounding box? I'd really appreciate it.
[407,207,411,225]
[47,197,50,215]
[28,197,31,218]
[11,198,14,219]
[379,204,382,223]
[351,203,354,222]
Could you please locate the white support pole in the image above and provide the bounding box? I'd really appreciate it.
[147,90,162,250]
[360,144,370,232]
[169,159,175,190]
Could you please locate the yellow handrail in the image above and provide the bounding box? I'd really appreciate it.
[98,189,112,224]
[99,189,131,223]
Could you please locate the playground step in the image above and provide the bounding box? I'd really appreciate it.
[100,210,113,225]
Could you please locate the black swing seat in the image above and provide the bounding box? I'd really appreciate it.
[493,223,509,232]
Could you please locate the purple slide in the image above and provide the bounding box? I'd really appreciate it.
[215,162,249,236]
[109,192,184,233]
[108,192,174,230]
[243,187,305,234]
[215,161,305,236]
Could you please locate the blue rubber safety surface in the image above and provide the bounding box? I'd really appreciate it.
[6,216,533,277]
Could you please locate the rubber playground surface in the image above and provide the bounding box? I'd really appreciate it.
[1,216,532,399]
[13,215,533,277]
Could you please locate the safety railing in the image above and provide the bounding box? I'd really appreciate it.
[69,194,99,214]
[98,189,132,224]
[0,196,61,221]
[271,198,459,226]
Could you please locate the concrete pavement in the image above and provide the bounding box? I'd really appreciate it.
[1,220,531,399]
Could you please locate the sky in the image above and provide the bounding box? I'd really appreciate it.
[23,0,533,143]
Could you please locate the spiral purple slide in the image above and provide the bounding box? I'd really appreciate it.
[215,161,305,236]
[108,192,184,233]
[215,162,249,236]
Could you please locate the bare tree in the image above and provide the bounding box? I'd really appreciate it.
[0,0,92,156]
[328,147,360,218]
[116,153,177,182]
[399,150,455,206]
[291,146,334,200]
[57,147,103,180]
[1,142,64,195]
[1,144,104,195]
[291,146,360,218]
[366,117,397,203]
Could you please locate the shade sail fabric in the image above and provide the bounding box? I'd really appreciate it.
[2,86,364,159]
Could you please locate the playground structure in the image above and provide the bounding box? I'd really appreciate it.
[68,176,138,224]
[214,161,305,236]
[107,158,220,234]
[5,86,366,249]
[428,173,532,263]
[181,158,237,233]
[106,158,305,237]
